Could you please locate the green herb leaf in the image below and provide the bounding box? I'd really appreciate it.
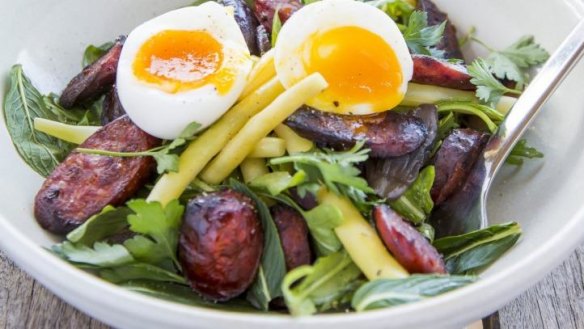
[506,139,544,166]
[402,11,446,57]
[283,251,362,316]
[270,142,375,212]
[249,170,307,196]
[82,42,114,68]
[66,206,132,246]
[3,65,74,176]
[351,274,476,311]
[468,58,521,106]
[229,180,287,311]
[365,0,414,24]
[437,111,459,140]
[303,204,344,256]
[122,280,256,311]
[389,166,435,224]
[43,93,102,126]
[100,263,188,285]
[126,200,184,270]
[487,36,549,84]
[433,222,522,274]
[52,241,134,267]
[271,7,282,47]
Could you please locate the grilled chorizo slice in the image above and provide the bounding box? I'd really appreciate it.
[101,87,126,125]
[412,55,474,90]
[34,116,160,234]
[254,0,302,32]
[286,107,428,158]
[179,189,263,302]
[416,0,464,60]
[365,105,438,200]
[59,36,125,108]
[431,129,489,205]
[270,204,312,270]
[219,0,261,55]
[374,205,446,274]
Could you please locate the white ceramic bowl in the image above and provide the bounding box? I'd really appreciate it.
[1,0,584,328]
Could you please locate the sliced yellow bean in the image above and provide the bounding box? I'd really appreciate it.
[200,73,328,184]
[239,49,276,100]
[403,82,517,115]
[248,137,286,158]
[273,124,314,154]
[240,158,269,183]
[318,189,409,280]
[34,118,100,144]
[147,77,285,205]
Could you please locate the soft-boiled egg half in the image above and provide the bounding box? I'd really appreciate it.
[117,2,253,139]
[274,0,413,115]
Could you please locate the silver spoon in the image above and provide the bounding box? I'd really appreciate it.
[430,19,584,237]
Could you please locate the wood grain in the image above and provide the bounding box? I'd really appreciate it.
[0,246,583,328]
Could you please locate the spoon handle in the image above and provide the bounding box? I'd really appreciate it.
[484,19,584,181]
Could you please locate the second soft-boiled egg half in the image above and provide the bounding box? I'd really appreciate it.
[117,2,253,140]
[274,0,413,115]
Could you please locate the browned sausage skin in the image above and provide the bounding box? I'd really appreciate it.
[374,205,446,274]
[431,129,489,205]
[286,107,428,158]
[412,55,474,90]
[179,189,263,302]
[34,116,160,234]
[254,0,302,32]
[101,87,126,125]
[270,204,312,270]
[59,36,125,108]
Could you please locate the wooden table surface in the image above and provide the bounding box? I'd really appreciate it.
[0,246,583,329]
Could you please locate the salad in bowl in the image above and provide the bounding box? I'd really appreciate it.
[2,0,550,317]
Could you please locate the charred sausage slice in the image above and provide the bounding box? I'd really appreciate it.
[34,116,160,234]
[416,0,464,60]
[219,0,261,56]
[412,55,474,90]
[179,189,263,302]
[286,107,428,158]
[365,105,438,200]
[254,0,302,32]
[374,205,446,274]
[270,204,312,270]
[431,129,489,205]
[59,36,125,108]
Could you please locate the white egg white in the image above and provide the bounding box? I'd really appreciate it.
[117,2,253,140]
[274,0,413,115]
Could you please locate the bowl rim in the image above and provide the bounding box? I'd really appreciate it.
[1,1,584,327]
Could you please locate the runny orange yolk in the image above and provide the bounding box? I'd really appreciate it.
[305,26,404,113]
[133,30,233,94]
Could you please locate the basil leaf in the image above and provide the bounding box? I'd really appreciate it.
[100,263,187,285]
[82,42,114,68]
[352,274,476,311]
[283,251,362,316]
[389,166,435,224]
[229,180,287,311]
[3,65,74,176]
[122,280,257,311]
[66,206,132,246]
[433,222,522,274]
[303,204,344,256]
[52,241,134,267]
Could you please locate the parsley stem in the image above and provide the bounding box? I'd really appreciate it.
[470,36,496,52]
[76,146,165,158]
